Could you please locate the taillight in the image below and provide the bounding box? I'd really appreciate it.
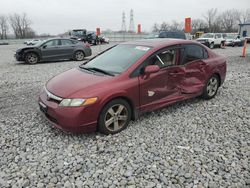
[85,43,91,48]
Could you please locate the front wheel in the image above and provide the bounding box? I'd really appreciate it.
[202,75,219,100]
[74,51,85,61]
[98,99,131,135]
[209,42,214,49]
[25,52,39,64]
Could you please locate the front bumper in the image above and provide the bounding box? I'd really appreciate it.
[38,90,98,133]
[14,53,23,61]
[197,41,210,47]
[225,41,233,46]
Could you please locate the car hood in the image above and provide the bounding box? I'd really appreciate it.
[46,68,112,98]
[16,46,38,52]
[197,38,211,41]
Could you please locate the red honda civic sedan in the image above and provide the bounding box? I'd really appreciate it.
[38,39,226,134]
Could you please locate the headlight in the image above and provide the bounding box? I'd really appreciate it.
[59,97,98,107]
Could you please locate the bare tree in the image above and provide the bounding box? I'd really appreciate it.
[152,23,160,32]
[191,19,207,33]
[169,20,184,31]
[219,9,238,32]
[236,9,250,24]
[203,8,218,32]
[0,15,8,39]
[9,13,34,38]
[160,22,170,31]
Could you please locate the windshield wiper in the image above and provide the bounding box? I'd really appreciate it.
[88,67,114,76]
[79,65,96,73]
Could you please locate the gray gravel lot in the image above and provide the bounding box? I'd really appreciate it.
[0,43,250,188]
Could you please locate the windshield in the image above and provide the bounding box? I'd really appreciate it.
[83,44,151,75]
[34,40,45,46]
[226,34,237,39]
[200,33,214,38]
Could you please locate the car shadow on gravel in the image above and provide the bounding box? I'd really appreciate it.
[36,109,97,139]
[13,58,91,66]
[35,93,221,138]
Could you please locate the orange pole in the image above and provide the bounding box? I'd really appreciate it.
[242,38,247,57]
[137,24,141,34]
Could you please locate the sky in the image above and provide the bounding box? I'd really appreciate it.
[0,0,249,35]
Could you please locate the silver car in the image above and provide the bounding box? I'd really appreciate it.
[15,38,92,64]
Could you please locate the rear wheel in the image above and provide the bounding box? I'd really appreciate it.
[25,52,39,64]
[74,51,85,61]
[220,42,224,48]
[202,75,219,100]
[98,99,131,135]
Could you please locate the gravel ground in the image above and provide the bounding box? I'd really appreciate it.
[0,43,249,188]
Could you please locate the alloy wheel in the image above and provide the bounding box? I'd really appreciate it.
[209,43,214,49]
[207,77,218,97]
[75,51,84,61]
[27,53,38,64]
[104,104,128,132]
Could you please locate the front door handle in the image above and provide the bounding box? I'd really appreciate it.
[169,72,185,76]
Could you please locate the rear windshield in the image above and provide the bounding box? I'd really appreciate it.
[85,44,151,74]
[159,32,185,39]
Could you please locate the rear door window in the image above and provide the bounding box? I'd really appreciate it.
[182,44,206,64]
[61,39,73,46]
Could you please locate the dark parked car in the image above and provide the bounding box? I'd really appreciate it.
[146,31,186,40]
[70,29,99,45]
[39,39,226,134]
[158,31,186,39]
[15,38,92,64]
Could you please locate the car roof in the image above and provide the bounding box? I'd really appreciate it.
[121,39,200,48]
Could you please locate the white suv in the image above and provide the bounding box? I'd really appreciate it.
[196,33,226,49]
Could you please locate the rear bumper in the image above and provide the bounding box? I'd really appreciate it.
[84,48,92,57]
[38,90,97,133]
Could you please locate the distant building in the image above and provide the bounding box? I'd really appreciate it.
[238,23,250,37]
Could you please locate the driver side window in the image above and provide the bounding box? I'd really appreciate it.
[44,40,60,47]
[148,49,176,68]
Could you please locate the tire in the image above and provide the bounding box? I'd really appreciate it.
[74,51,85,61]
[98,99,132,135]
[25,52,39,64]
[209,42,214,49]
[220,42,224,48]
[202,75,219,100]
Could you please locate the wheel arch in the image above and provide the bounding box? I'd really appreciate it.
[23,50,41,60]
[74,49,85,60]
[99,95,137,121]
[211,72,221,87]
[74,49,85,55]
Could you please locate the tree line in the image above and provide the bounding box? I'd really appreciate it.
[0,13,35,39]
[152,8,250,33]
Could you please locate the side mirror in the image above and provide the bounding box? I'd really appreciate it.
[42,45,47,49]
[144,65,160,74]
